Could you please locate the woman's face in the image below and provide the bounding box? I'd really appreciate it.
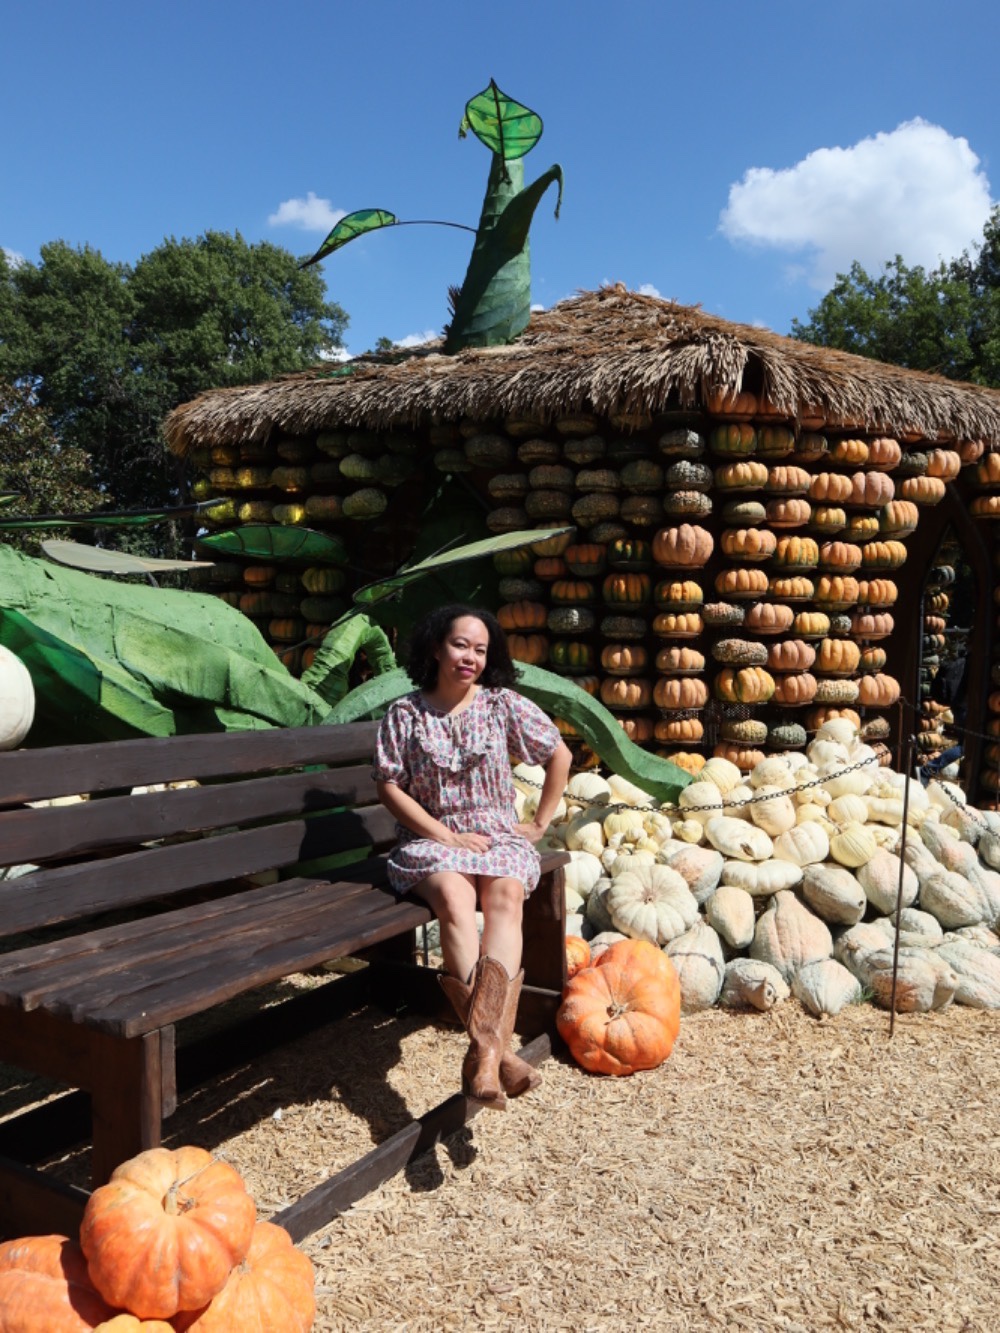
[434,615,490,687]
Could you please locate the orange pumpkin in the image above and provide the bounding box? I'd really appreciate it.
[652,611,704,637]
[654,579,704,609]
[926,448,961,480]
[756,425,796,458]
[900,475,946,505]
[714,666,776,703]
[769,574,814,601]
[709,422,757,455]
[566,936,592,980]
[497,601,547,630]
[856,579,898,607]
[507,633,549,665]
[766,497,811,527]
[556,939,681,1076]
[564,543,607,577]
[867,437,902,470]
[720,527,777,560]
[857,673,901,707]
[808,473,853,504]
[600,643,649,675]
[878,499,919,537]
[172,1223,315,1333]
[817,541,863,572]
[805,706,862,732]
[531,529,576,557]
[705,388,758,418]
[860,646,887,672]
[618,716,655,743]
[651,524,714,567]
[861,540,907,571]
[655,645,706,673]
[773,672,818,705]
[713,743,766,771]
[0,1235,115,1332]
[814,574,860,609]
[793,610,831,638]
[810,505,847,533]
[714,460,769,491]
[96,1318,178,1331]
[744,602,794,634]
[602,572,652,605]
[793,430,828,460]
[714,567,769,598]
[767,639,816,671]
[772,535,819,568]
[667,751,708,774]
[534,557,568,580]
[655,717,705,742]
[80,1146,257,1320]
[976,453,1000,485]
[972,495,1000,517]
[653,677,709,711]
[847,471,894,507]
[829,437,869,465]
[551,578,596,603]
[816,638,861,675]
[765,465,811,495]
[600,678,653,709]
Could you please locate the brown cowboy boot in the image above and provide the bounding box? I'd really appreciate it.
[438,960,542,1101]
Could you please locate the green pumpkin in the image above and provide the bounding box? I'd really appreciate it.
[602,572,652,606]
[769,723,808,749]
[493,548,534,576]
[301,567,347,595]
[549,640,596,673]
[607,538,652,570]
[709,423,757,456]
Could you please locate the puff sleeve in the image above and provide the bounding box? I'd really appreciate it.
[372,701,411,787]
[503,689,561,766]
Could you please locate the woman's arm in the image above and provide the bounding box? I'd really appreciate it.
[514,739,573,844]
[376,779,490,852]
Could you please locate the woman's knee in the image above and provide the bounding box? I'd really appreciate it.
[480,876,526,918]
[420,872,477,923]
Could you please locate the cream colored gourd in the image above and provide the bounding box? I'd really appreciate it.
[935,940,1000,1009]
[864,796,904,826]
[659,843,725,903]
[815,717,860,747]
[565,772,612,805]
[749,756,794,790]
[854,946,958,1012]
[772,822,830,867]
[750,889,834,981]
[895,907,943,943]
[721,857,804,896]
[604,847,657,878]
[796,802,829,825]
[512,762,546,794]
[835,919,896,974]
[829,822,878,868]
[720,958,790,1011]
[565,885,586,916]
[918,868,988,929]
[587,929,628,960]
[791,959,862,1017]
[603,808,646,840]
[673,818,706,844]
[856,848,918,914]
[606,774,657,807]
[820,763,875,799]
[607,863,699,945]
[699,756,744,794]
[801,863,867,925]
[943,924,1000,950]
[749,786,797,836]
[664,921,726,1012]
[678,781,726,824]
[565,808,606,856]
[705,884,756,949]
[807,740,849,768]
[704,816,774,862]
[827,794,868,826]
[643,811,675,845]
[563,851,604,901]
[723,784,755,821]
[920,820,975,874]
[0,646,35,749]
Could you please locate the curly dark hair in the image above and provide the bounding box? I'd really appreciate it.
[406,605,517,692]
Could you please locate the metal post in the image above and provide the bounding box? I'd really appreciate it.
[888,734,916,1038]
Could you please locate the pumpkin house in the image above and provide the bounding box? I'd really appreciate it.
[164,286,1000,801]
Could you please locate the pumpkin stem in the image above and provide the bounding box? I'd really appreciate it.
[606,1001,629,1020]
[164,1162,211,1214]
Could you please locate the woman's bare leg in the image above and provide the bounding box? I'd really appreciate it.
[412,871,480,981]
[478,876,526,977]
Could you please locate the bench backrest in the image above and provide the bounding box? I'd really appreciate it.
[0,721,397,943]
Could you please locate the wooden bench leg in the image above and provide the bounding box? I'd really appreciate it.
[89,1030,166,1187]
[522,864,567,994]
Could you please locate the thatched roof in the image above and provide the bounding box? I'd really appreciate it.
[165,286,1000,453]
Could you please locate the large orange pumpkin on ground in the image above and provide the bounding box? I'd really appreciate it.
[80,1146,257,1320]
[557,939,681,1076]
[173,1223,315,1333]
[0,1235,115,1332]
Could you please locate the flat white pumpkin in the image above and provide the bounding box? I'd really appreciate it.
[721,857,803,897]
[749,756,794,790]
[588,929,627,960]
[704,816,773,862]
[705,884,755,949]
[565,808,606,856]
[750,890,833,982]
[919,869,988,930]
[563,851,604,902]
[664,921,725,1012]
[678,781,726,824]
[749,786,797,837]
[607,863,699,945]
[772,822,830,868]
[720,958,790,1011]
[894,907,943,943]
[606,773,657,807]
[659,843,725,904]
[792,959,862,1017]
[835,919,895,977]
[699,756,743,794]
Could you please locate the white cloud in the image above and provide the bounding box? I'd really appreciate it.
[637,282,662,298]
[2,246,25,267]
[393,329,438,348]
[720,119,993,287]
[268,191,346,233]
[317,346,353,363]
[530,302,546,312]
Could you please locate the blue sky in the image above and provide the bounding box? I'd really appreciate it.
[5,0,999,358]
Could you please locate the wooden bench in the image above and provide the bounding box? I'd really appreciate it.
[0,720,567,1241]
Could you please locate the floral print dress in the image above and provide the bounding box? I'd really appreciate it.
[372,687,561,896]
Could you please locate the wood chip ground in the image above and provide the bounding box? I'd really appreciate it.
[6,981,1000,1331]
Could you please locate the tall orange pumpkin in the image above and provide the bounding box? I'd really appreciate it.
[173,1223,315,1333]
[80,1147,257,1320]
[0,1235,115,1332]
[556,939,681,1075]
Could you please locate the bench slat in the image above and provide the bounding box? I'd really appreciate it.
[0,805,398,940]
[0,722,381,807]
[0,764,379,868]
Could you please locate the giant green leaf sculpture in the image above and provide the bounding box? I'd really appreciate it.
[299,79,562,352]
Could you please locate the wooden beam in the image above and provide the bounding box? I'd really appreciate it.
[0,1154,89,1241]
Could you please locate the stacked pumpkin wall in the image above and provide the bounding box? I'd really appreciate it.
[185,404,993,777]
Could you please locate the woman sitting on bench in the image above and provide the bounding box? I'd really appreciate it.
[373,604,572,1110]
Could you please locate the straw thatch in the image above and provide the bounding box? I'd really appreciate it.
[165,286,1000,455]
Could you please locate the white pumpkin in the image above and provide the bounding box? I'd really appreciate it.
[864,796,904,827]
[796,802,830,825]
[894,907,943,943]
[720,958,790,1011]
[664,921,726,1012]
[750,890,833,981]
[723,784,755,821]
[678,781,726,824]
[748,756,794,790]
[607,863,699,945]
[699,756,743,795]
[935,940,1000,1009]
[942,924,1000,951]
[705,884,756,949]
[659,843,725,904]
[815,717,859,747]
[604,847,657,879]
[919,869,988,930]
[808,739,849,768]
[792,959,862,1017]
[606,773,656,807]
[673,818,706,844]
[565,885,586,916]
[784,752,811,775]
[772,822,830,868]
[856,848,918,914]
[828,822,878,869]
[643,811,675,845]
[721,857,804,897]
[820,762,874,800]
[749,785,797,837]
[941,801,986,846]
[563,851,604,902]
[0,647,34,750]
[602,808,646,840]
[588,929,628,960]
[827,794,868,826]
[565,772,612,806]
[584,879,616,934]
[835,919,896,975]
[512,762,546,794]
[564,807,606,856]
[801,863,866,926]
[704,816,773,862]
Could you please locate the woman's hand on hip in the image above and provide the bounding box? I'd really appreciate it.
[513,820,546,845]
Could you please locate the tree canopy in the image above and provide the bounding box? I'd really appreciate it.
[0,234,348,517]
[792,207,1000,388]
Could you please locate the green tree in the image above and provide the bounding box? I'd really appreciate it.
[0,378,106,553]
[791,206,1000,387]
[0,234,348,521]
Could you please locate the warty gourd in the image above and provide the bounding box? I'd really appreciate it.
[720,958,791,1011]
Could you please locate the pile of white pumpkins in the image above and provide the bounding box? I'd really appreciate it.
[515,717,1000,1017]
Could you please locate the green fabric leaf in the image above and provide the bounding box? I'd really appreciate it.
[444,157,563,352]
[0,494,21,508]
[0,499,224,531]
[196,524,348,564]
[0,545,333,744]
[300,209,398,269]
[353,525,571,606]
[300,614,397,707]
[459,80,542,161]
[41,540,215,576]
[325,664,693,805]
